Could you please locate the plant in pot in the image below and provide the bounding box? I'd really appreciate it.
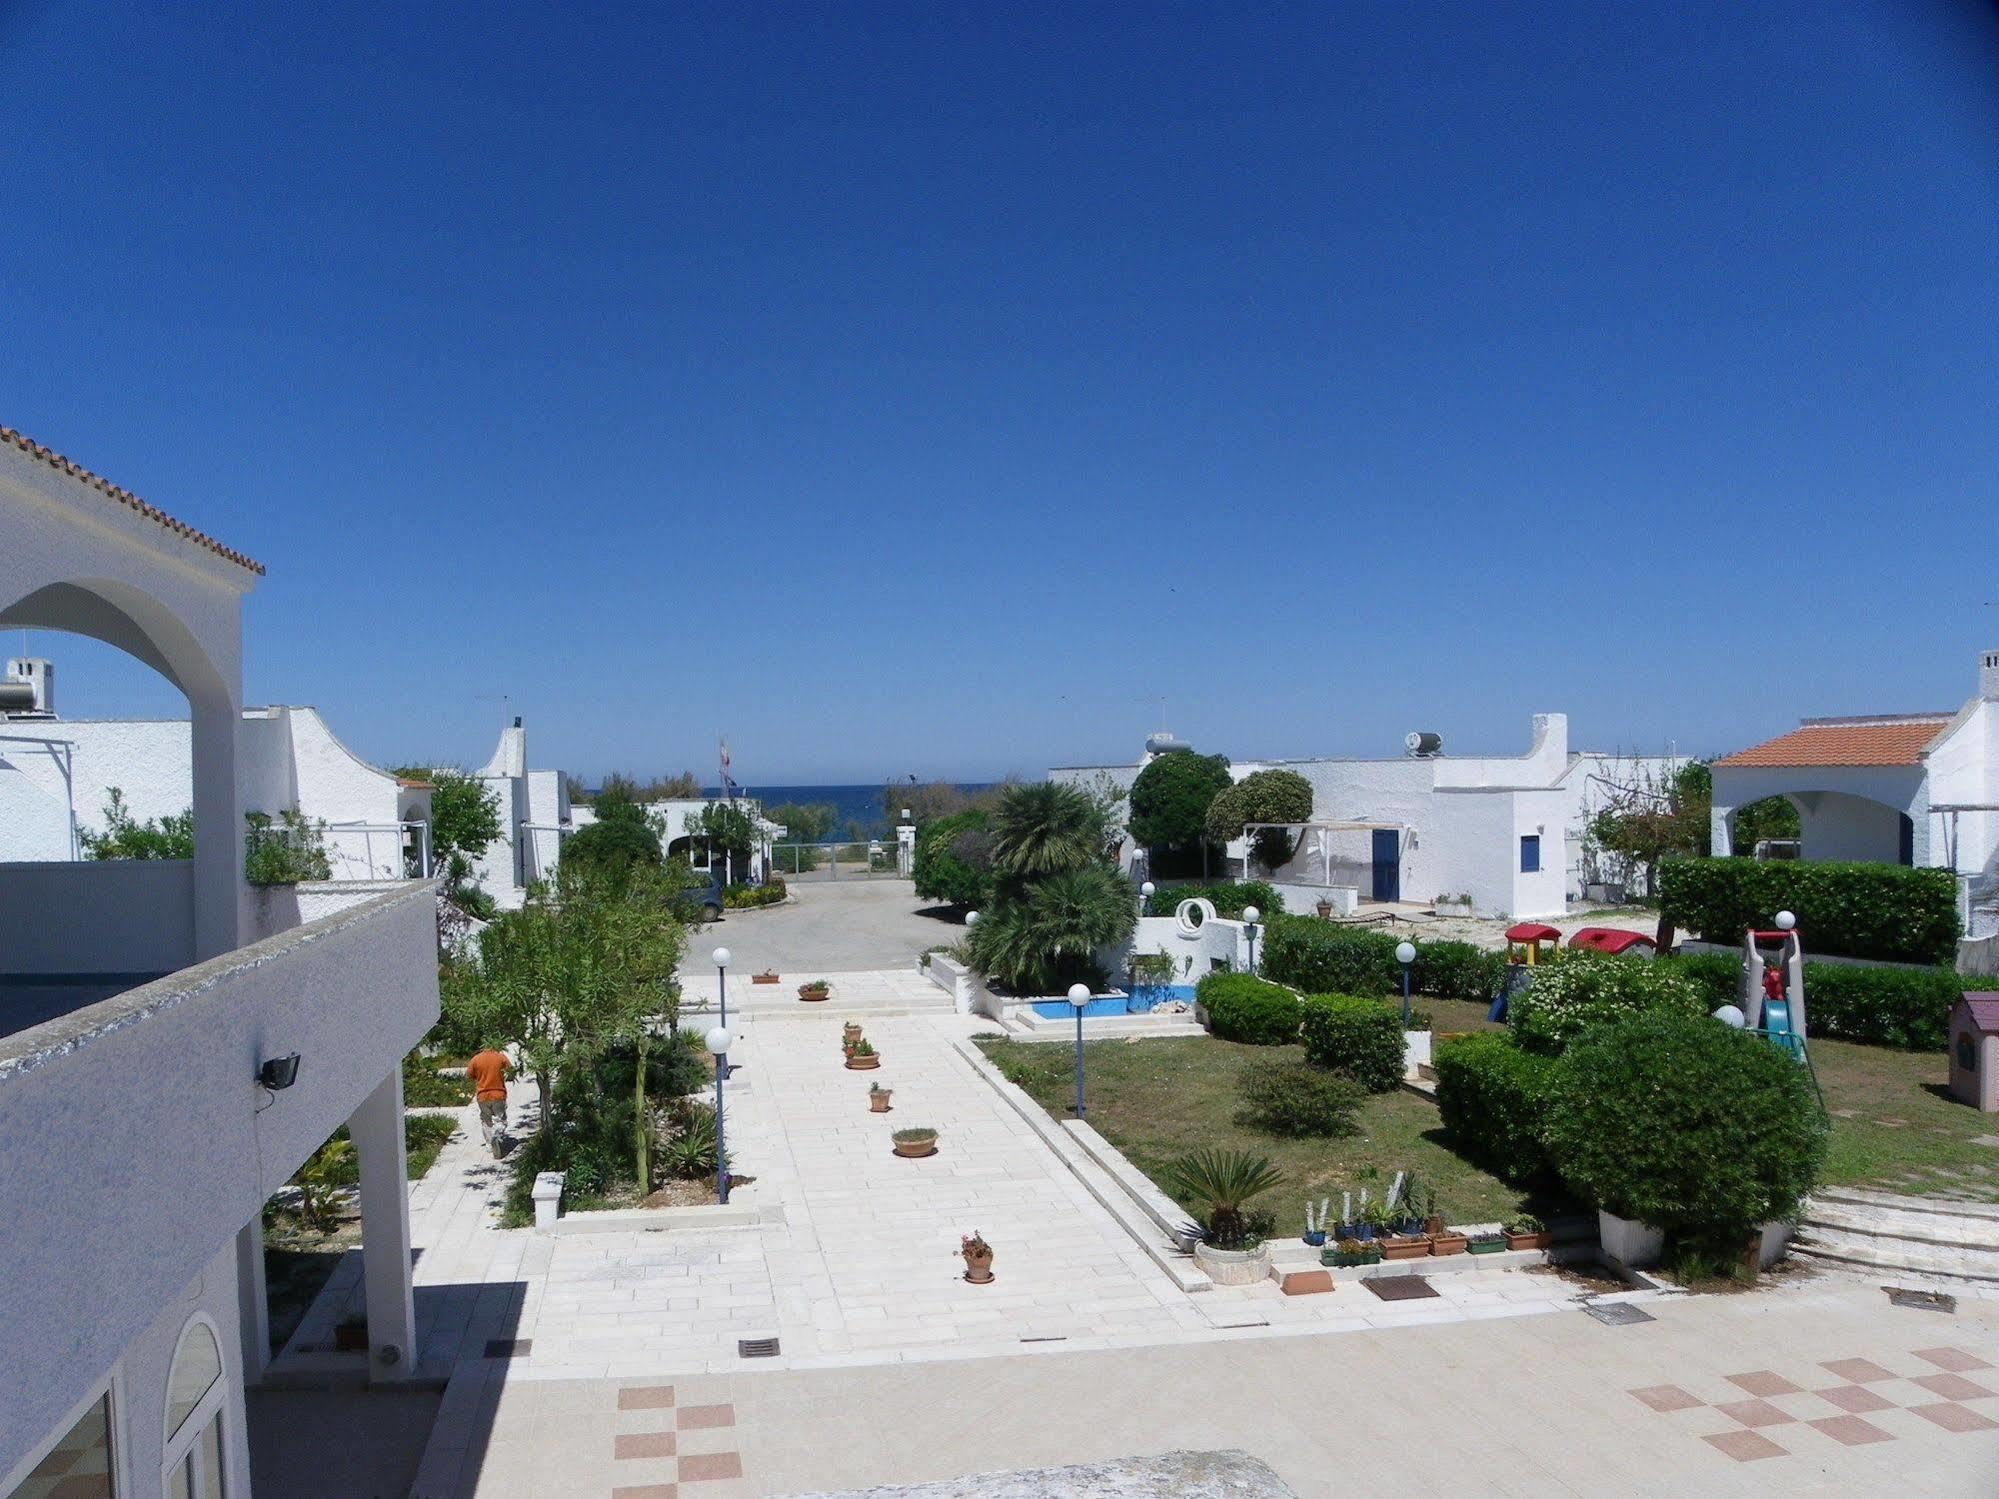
[1502,1213,1550,1251]
[1316,895,1335,920]
[845,1038,881,1070]
[752,968,780,985]
[868,1081,893,1113]
[960,1229,994,1284]
[1302,1197,1330,1248]
[1467,1231,1507,1255]
[1162,1148,1284,1287]
[842,1021,864,1045]
[799,978,831,1002]
[892,1126,938,1158]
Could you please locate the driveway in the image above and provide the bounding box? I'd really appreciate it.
[684,880,965,976]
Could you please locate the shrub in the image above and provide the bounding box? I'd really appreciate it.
[1234,1059,1364,1137]
[562,816,662,875]
[1205,769,1315,868]
[1128,749,1233,865]
[1299,995,1405,1092]
[1145,880,1282,920]
[1660,857,1960,966]
[722,881,785,909]
[964,862,1137,993]
[1432,1033,1560,1185]
[1545,1011,1828,1242]
[1509,952,1706,1056]
[244,808,332,884]
[1262,916,1399,996]
[1658,952,1963,1051]
[1197,973,1303,1045]
[1412,940,1505,1003]
[912,809,994,907]
[1159,1148,1285,1249]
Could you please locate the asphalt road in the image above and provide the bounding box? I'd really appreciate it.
[680,878,967,975]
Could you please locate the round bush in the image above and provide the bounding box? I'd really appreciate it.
[1128,750,1233,860]
[1205,769,1315,868]
[1545,1011,1827,1241]
[1233,1058,1364,1137]
[1299,995,1405,1092]
[1197,973,1303,1045]
[1509,952,1705,1056]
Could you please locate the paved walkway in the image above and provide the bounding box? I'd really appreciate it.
[685,881,965,976]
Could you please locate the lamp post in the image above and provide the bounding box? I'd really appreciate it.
[712,946,732,1029]
[705,1026,732,1204]
[1140,879,1155,915]
[1241,905,1261,974]
[965,910,979,929]
[1067,982,1091,1117]
[1395,941,1417,1028]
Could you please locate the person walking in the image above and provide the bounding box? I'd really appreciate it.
[466,1044,512,1158]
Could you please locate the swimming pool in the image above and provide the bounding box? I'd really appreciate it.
[1028,983,1196,1019]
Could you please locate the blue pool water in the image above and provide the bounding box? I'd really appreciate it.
[1030,984,1195,1019]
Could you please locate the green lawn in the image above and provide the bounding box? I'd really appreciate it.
[1811,1035,1998,1201]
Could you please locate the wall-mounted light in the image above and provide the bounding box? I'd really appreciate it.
[258,1053,301,1091]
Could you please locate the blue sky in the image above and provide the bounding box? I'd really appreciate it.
[4,2,1996,784]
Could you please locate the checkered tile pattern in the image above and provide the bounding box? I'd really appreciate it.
[611,1383,745,1495]
[1629,1347,1999,1461]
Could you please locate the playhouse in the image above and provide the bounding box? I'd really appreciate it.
[1948,994,1999,1113]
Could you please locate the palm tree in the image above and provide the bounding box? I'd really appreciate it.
[988,782,1106,879]
[1161,1148,1285,1249]
[965,865,1138,992]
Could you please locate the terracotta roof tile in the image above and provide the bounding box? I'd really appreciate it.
[1714,718,1949,768]
[1,426,264,574]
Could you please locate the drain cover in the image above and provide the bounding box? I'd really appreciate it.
[1364,1275,1439,1302]
[1584,1300,1655,1326]
[483,1339,531,1358]
[737,1336,781,1358]
[1887,1287,1957,1314]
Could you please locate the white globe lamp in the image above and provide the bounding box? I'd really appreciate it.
[1774,910,1797,932]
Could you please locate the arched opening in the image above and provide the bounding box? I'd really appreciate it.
[162,1317,227,1498]
[1734,789,1916,866]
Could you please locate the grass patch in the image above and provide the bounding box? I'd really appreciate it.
[1811,1035,1998,1201]
[978,1034,1547,1225]
[402,1051,473,1107]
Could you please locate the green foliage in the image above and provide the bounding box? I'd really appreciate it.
[964,863,1137,993]
[723,880,786,909]
[1546,1011,1827,1240]
[564,816,663,875]
[989,781,1112,880]
[1508,951,1705,1055]
[588,770,702,804]
[1660,952,1963,1051]
[766,801,836,845]
[244,809,333,884]
[1298,995,1406,1092]
[1660,856,1961,966]
[80,787,193,860]
[1127,749,1232,863]
[1411,940,1506,1003]
[884,779,1000,834]
[398,768,503,897]
[912,809,995,907]
[1431,1033,1561,1185]
[680,800,759,873]
[1197,972,1304,1045]
[1731,795,1801,848]
[1144,880,1281,919]
[658,1102,721,1180]
[1204,769,1316,868]
[401,1048,472,1106]
[1233,1059,1364,1138]
[1261,916,1400,996]
[1160,1147,1285,1249]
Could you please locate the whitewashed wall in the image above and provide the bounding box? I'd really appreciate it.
[0,859,196,974]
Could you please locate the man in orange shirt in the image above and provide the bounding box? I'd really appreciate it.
[466,1044,511,1158]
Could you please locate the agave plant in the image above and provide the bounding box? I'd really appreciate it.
[658,1104,722,1180]
[1161,1148,1285,1250]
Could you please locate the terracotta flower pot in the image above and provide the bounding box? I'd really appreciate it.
[842,1023,863,1042]
[1378,1235,1431,1261]
[892,1134,937,1158]
[751,972,780,985]
[963,1250,995,1284]
[846,1053,881,1070]
[868,1091,892,1112]
[1503,1230,1551,1251]
[799,984,829,1001]
[1428,1233,1468,1256]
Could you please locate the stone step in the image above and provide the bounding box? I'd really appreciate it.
[1790,1233,1999,1287]
[1800,1199,1999,1255]
[1810,1185,1999,1222]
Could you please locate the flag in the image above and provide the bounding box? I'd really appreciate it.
[719,737,735,795]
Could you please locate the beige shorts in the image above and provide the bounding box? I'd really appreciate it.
[478,1097,507,1135]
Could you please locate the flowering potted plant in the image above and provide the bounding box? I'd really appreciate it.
[799,978,830,1002]
[960,1230,994,1284]
[1467,1231,1507,1255]
[845,1039,880,1070]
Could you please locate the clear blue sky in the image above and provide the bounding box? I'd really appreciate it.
[4,1,1996,784]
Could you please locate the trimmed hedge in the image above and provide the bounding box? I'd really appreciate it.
[1412,940,1505,1004]
[1508,952,1707,1056]
[1660,857,1960,966]
[1263,917,1399,997]
[1197,973,1303,1045]
[1432,1033,1560,1186]
[1147,880,1282,920]
[1299,995,1405,1092]
[1661,952,1963,1052]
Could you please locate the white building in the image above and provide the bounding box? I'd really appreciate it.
[0,690,433,882]
[1711,650,1999,944]
[0,427,437,1498]
[568,795,777,885]
[464,718,570,907]
[1054,714,1681,919]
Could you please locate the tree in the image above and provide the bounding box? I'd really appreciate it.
[989,781,1111,884]
[766,801,836,845]
[1205,769,1315,870]
[80,788,193,860]
[881,778,1007,833]
[564,817,663,876]
[1586,760,1713,947]
[681,801,758,881]
[1732,794,1802,851]
[912,808,995,907]
[1128,750,1231,870]
[962,782,1137,992]
[584,770,702,805]
[398,767,502,907]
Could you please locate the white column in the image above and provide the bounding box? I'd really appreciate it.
[349,1067,418,1383]
[189,689,245,958]
[1710,803,1735,857]
[234,1218,270,1386]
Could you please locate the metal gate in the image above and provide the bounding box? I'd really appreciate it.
[768,840,909,881]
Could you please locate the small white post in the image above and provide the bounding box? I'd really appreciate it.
[532,1171,565,1230]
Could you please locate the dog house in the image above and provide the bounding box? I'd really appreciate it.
[1948,994,1999,1113]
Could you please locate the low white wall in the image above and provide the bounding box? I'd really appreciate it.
[0,859,195,975]
[1269,882,1358,916]
[244,880,415,943]
[1120,912,1252,986]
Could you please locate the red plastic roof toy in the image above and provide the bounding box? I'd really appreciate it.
[1504,923,1562,944]
[1568,928,1657,956]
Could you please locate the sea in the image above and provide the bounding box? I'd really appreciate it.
[702,783,995,839]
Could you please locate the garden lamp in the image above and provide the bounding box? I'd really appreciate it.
[712,946,732,1028]
[965,909,979,927]
[1775,910,1797,931]
[1241,905,1261,973]
[1395,940,1417,1028]
[1140,879,1155,913]
[1068,982,1092,1117]
[705,1026,733,1204]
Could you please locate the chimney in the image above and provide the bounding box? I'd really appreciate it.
[1982,649,1999,702]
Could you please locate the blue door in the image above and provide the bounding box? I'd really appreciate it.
[1371,829,1400,902]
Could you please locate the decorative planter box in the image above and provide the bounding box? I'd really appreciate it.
[1427,1232,1469,1256]
[1434,899,1476,918]
[1503,1229,1552,1251]
[1378,1235,1431,1261]
[1193,1241,1272,1286]
[1598,1209,1665,1272]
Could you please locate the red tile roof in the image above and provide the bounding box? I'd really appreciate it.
[1713,717,1950,768]
[2,426,264,574]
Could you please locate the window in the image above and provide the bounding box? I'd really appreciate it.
[8,1393,114,1498]
[1519,835,1541,874]
[164,1324,220,1442]
[162,1321,226,1498]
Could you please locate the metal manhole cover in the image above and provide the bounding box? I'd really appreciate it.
[1886,1287,1957,1314]
[1364,1275,1439,1301]
[737,1336,781,1358]
[1584,1300,1655,1326]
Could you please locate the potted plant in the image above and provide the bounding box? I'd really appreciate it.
[1303,1198,1331,1247]
[799,978,831,1002]
[1467,1231,1507,1255]
[892,1126,938,1158]
[868,1081,892,1113]
[1428,1223,1468,1256]
[1379,1231,1431,1260]
[960,1230,995,1284]
[1162,1149,1284,1287]
[845,1039,881,1070]
[1502,1213,1550,1251]
[1316,895,1335,920]
[752,969,780,985]
[842,1021,864,1045]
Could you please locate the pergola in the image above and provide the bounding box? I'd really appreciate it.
[1241,820,1409,886]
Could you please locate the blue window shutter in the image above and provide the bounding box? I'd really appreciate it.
[1520,835,1540,874]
